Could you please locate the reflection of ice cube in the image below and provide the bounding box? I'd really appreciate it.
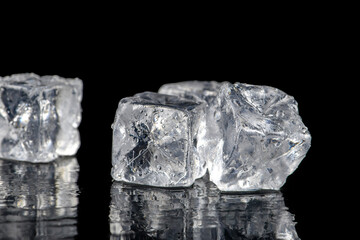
[112,92,206,187]
[0,73,82,162]
[109,177,299,239]
[159,81,311,191]
[218,193,299,239]
[110,182,187,239]
[0,157,79,239]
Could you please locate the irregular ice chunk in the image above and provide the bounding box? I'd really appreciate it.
[112,92,206,187]
[0,73,82,162]
[159,81,311,191]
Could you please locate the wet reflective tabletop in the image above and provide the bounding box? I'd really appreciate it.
[0,157,300,239]
[109,175,299,239]
[0,158,79,239]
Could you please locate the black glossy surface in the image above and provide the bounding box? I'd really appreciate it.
[0,158,79,239]
[109,176,299,239]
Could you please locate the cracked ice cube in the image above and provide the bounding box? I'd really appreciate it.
[159,81,311,191]
[0,73,82,162]
[112,92,206,187]
[207,82,311,191]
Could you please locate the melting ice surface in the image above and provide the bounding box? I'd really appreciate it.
[0,157,79,239]
[109,175,300,240]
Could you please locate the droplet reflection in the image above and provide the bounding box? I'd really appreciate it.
[109,176,299,239]
[0,157,79,239]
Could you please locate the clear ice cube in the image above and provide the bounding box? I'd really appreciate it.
[0,73,82,162]
[112,92,206,187]
[159,81,311,191]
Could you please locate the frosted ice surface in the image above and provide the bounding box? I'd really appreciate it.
[112,92,206,187]
[159,81,311,191]
[0,73,82,162]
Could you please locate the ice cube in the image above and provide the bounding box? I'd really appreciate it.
[0,73,82,162]
[205,82,311,191]
[112,92,206,187]
[159,81,311,191]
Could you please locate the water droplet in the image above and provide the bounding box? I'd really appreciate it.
[157,165,162,170]
[130,176,136,181]
[214,112,221,121]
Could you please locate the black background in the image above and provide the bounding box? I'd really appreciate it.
[0,19,344,238]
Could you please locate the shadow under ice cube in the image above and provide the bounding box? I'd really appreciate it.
[112,92,206,187]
